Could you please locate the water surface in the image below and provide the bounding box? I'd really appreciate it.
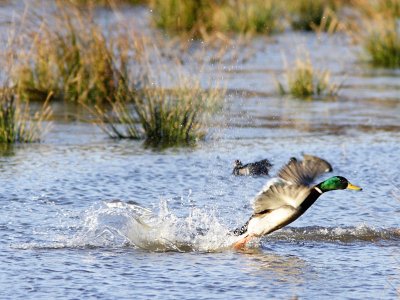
[0,2,399,299]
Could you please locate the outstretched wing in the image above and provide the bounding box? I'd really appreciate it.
[302,154,333,173]
[277,156,331,187]
[252,183,310,214]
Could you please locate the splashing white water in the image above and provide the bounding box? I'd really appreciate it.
[72,199,239,252]
[13,200,400,252]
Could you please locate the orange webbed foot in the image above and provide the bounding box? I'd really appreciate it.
[233,235,254,250]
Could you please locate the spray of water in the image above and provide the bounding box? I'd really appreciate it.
[71,199,239,252]
[13,200,400,252]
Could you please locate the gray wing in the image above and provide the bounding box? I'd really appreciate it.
[302,154,333,173]
[252,183,311,214]
[277,156,332,187]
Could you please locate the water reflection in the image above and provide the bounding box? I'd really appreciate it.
[239,248,307,285]
[0,143,14,156]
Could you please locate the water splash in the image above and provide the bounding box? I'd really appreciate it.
[13,200,400,252]
[70,199,238,252]
[69,202,400,250]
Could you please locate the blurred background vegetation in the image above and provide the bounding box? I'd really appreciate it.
[0,0,399,147]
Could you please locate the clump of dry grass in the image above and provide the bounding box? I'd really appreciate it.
[150,0,279,38]
[0,16,53,144]
[376,0,400,17]
[276,55,341,99]
[287,0,343,31]
[361,17,400,68]
[352,0,400,19]
[0,87,52,143]
[94,74,223,147]
[15,2,131,104]
[11,1,224,147]
[70,0,148,6]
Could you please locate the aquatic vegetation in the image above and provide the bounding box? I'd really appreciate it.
[94,79,223,147]
[353,0,400,18]
[362,18,400,68]
[0,88,52,143]
[15,3,131,104]
[276,56,341,99]
[376,0,400,17]
[287,0,341,31]
[70,0,148,6]
[150,0,279,38]
[311,7,345,35]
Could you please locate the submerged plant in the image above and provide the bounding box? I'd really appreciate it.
[276,56,340,99]
[0,88,52,143]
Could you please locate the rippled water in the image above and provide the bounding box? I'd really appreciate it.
[1,2,400,300]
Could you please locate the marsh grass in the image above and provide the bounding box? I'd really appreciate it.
[94,79,223,147]
[0,87,52,143]
[276,56,340,99]
[287,0,341,31]
[361,18,400,68]
[12,1,225,147]
[376,0,400,17]
[15,2,131,104]
[71,0,148,5]
[0,17,53,144]
[353,0,400,18]
[311,7,345,35]
[150,0,279,38]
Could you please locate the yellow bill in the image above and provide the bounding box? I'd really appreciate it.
[347,182,362,191]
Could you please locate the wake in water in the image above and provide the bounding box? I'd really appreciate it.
[265,225,400,243]
[66,200,400,251]
[13,199,400,252]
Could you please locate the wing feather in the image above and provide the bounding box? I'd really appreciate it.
[277,156,331,187]
[252,184,310,214]
[302,154,333,174]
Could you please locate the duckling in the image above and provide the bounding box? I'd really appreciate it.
[232,159,273,176]
[232,158,361,249]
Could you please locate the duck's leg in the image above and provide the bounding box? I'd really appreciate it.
[233,234,255,250]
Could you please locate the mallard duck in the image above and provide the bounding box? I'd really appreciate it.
[232,159,273,176]
[232,157,362,249]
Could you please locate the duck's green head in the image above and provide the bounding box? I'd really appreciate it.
[318,176,362,192]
